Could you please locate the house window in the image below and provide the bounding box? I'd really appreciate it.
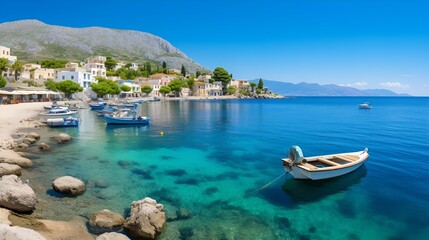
[84,73,86,79]
[62,76,65,80]
[71,76,74,80]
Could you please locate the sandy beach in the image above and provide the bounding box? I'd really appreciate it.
[0,102,47,141]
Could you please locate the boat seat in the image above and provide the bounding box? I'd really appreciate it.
[333,155,356,162]
[301,161,318,170]
[317,157,341,166]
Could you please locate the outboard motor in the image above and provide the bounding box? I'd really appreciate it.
[288,145,304,165]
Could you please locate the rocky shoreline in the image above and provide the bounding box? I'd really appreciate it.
[0,105,167,239]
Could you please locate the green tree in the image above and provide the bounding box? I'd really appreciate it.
[181,64,186,76]
[141,85,153,96]
[104,57,117,71]
[168,78,185,97]
[162,61,168,74]
[10,61,24,81]
[56,80,83,99]
[187,76,195,93]
[212,67,232,94]
[120,85,131,92]
[0,58,8,75]
[256,89,262,94]
[91,78,121,98]
[44,79,59,91]
[0,76,6,88]
[159,85,171,97]
[196,71,201,78]
[41,60,67,69]
[227,85,237,95]
[249,82,257,93]
[144,62,152,74]
[257,78,264,90]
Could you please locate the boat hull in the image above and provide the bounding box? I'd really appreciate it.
[287,161,365,180]
[47,117,79,127]
[104,115,150,125]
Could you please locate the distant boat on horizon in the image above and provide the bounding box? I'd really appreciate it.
[359,102,372,109]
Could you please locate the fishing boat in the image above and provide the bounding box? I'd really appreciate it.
[39,107,77,122]
[89,102,107,110]
[47,117,79,127]
[358,102,372,109]
[281,146,369,180]
[104,109,150,125]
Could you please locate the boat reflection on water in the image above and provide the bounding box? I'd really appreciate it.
[258,165,367,207]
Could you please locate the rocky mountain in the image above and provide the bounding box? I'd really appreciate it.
[0,20,206,73]
[251,80,409,96]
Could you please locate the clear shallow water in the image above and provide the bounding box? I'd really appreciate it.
[22,97,429,239]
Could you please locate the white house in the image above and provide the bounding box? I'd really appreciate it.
[84,62,106,78]
[56,71,95,89]
[0,46,17,64]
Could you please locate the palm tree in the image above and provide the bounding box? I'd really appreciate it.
[10,61,24,81]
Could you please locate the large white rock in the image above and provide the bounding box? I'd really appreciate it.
[96,232,130,240]
[0,175,37,212]
[0,163,21,176]
[90,209,125,230]
[0,224,47,240]
[123,197,166,239]
[0,150,32,167]
[52,176,85,196]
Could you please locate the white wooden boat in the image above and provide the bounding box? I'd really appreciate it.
[39,107,77,123]
[281,146,369,180]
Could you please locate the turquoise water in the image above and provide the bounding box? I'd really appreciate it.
[22,97,429,239]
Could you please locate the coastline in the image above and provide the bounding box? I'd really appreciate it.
[0,102,95,239]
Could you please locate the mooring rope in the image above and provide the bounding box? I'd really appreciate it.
[254,170,290,192]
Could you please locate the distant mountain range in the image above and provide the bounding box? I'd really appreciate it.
[0,20,206,73]
[251,80,409,96]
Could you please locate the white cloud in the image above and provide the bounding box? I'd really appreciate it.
[340,82,368,87]
[380,82,409,88]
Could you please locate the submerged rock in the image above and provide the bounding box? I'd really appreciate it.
[0,175,37,212]
[124,197,166,239]
[52,176,86,196]
[0,163,21,176]
[0,224,47,240]
[96,232,130,240]
[52,133,72,144]
[90,209,125,231]
[38,143,51,152]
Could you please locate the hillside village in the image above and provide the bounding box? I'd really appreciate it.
[0,45,281,103]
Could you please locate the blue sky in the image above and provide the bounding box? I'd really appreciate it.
[1,0,428,95]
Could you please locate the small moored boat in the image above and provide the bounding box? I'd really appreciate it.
[359,102,372,109]
[39,107,77,122]
[89,102,107,110]
[104,109,150,125]
[47,117,79,127]
[281,146,369,180]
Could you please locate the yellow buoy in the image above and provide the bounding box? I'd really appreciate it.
[160,132,164,136]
